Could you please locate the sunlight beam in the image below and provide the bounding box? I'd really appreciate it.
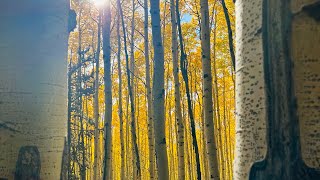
[92,0,107,7]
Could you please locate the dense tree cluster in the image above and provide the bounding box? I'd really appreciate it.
[67,0,235,179]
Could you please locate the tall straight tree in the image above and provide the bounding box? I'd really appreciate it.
[176,0,202,179]
[94,10,102,180]
[102,1,113,179]
[143,0,156,178]
[200,0,220,179]
[130,0,136,98]
[233,0,267,178]
[0,0,72,179]
[116,9,125,180]
[234,0,320,179]
[170,0,185,179]
[117,0,142,178]
[211,8,224,179]
[129,1,139,178]
[150,0,169,179]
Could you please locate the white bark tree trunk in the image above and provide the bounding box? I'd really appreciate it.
[235,0,320,179]
[150,0,169,179]
[94,11,102,180]
[129,1,140,179]
[200,0,220,179]
[102,2,113,179]
[0,0,70,179]
[234,0,267,179]
[170,0,185,179]
[144,0,156,178]
[117,0,141,178]
[116,10,125,180]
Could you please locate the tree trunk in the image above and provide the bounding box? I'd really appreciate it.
[170,0,185,179]
[200,0,220,179]
[129,1,139,179]
[175,0,202,179]
[116,10,125,180]
[125,95,130,178]
[94,11,102,180]
[0,0,71,179]
[144,0,156,178]
[224,73,234,179]
[222,70,232,179]
[212,9,225,179]
[150,0,169,179]
[233,0,267,179]
[102,2,113,179]
[118,0,142,178]
[235,0,320,179]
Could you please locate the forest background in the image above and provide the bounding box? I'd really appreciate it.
[66,0,235,179]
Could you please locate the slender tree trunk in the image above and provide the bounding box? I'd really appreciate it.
[170,0,185,179]
[143,0,156,178]
[102,1,113,179]
[164,73,170,178]
[94,11,102,180]
[200,0,220,179]
[168,90,177,180]
[126,95,130,178]
[222,70,232,179]
[118,0,142,178]
[175,0,202,178]
[130,0,136,95]
[116,10,125,180]
[129,1,139,179]
[212,10,227,179]
[184,121,192,180]
[150,0,169,179]
[227,91,234,179]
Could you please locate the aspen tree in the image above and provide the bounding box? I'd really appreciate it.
[200,0,220,179]
[94,10,102,180]
[175,0,202,178]
[116,9,125,180]
[170,0,185,179]
[143,0,156,178]
[117,0,142,178]
[235,0,320,179]
[102,0,113,178]
[0,0,72,179]
[150,0,170,178]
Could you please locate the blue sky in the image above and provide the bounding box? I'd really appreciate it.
[182,13,192,23]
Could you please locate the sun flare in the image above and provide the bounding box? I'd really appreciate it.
[92,0,106,7]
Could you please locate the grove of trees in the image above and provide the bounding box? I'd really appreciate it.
[66,0,235,179]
